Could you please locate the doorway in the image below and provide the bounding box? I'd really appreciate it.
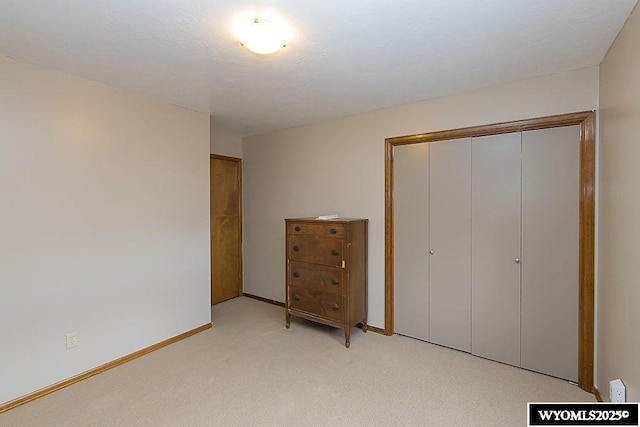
[210,154,243,305]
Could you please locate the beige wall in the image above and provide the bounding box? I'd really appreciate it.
[599,4,640,402]
[243,67,600,329]
[210,117,243,158]
[0,56,211,404]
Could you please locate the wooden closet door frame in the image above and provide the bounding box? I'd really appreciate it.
[210,154,243,304]
[384,111,596,393]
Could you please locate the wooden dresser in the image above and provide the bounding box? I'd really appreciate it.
[285,218,368,347]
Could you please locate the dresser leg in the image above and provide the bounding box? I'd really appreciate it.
[285,312,291,329]
[362,322,368,333]
[344,327,350,348]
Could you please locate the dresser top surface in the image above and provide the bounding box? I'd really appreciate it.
[285,217,368,224]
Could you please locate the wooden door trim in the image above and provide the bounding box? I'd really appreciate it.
[384,111,595,392]
[210,154,243,302]
[211,153,243,162]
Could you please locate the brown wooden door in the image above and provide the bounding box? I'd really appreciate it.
[210,155,242,305]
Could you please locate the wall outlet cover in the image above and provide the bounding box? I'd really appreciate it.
[609,378,626,403]
[66,332,78,349]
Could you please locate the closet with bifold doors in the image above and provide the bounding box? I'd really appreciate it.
[393,124,580,382]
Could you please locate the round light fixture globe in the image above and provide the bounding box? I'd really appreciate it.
[235,17,287,55]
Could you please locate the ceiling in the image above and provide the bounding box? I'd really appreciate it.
[0,1,637,137]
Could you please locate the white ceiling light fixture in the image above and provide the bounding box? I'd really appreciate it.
[235,17,288,55]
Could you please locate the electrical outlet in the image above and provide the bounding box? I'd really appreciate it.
[66,332,78,349]
[609,379,626,402]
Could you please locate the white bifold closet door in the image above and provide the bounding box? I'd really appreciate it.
[429,138,471,352]
[471,132,522,367]
[521,126,579,382]
[393,126,579,382]
[394,143,429,341]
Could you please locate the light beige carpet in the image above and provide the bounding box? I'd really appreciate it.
[0,297,593,426]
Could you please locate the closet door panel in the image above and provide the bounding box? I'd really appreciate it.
[429,138,472,352]
[471,133,521,366]
[394,143,429,340]
[521,126,579,381]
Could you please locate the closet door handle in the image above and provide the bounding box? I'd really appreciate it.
[515,258,520,264]
[429,250,434,255]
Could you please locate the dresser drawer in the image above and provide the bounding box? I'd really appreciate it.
[288,261,345,294]
[288,235,344,267]
[288,287,345,322]
[287,222,345,237]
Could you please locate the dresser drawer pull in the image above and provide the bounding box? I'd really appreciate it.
[295,226,301,232]
[293,271,300,278]
[330,228,337,234]
[331,249,339,256]
[330,303,340,311]
[293,294,301,302]
[331,278,339,285]
[293,245,300,252]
